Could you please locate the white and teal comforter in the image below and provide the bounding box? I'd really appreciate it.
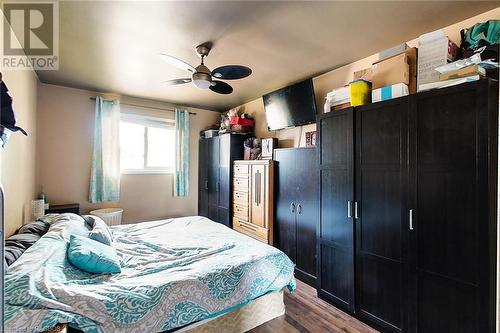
[5,216,295,333]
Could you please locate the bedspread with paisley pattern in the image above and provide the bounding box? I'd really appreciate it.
[4,216,296,333]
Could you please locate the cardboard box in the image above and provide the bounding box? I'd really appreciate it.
[439,65,485,81]
[353,53,410,90]
[417,30,458,90]
[372,83,409,102]
[229,117,254,127]
[378,43,408,62]
[331,102,351,111]
[374,47,417,94]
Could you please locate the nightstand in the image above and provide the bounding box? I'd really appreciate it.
[45,203,80,214]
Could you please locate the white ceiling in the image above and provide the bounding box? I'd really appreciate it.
[35,1,497,111]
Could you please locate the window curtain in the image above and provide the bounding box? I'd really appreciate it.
[89,97,121,203]
[174,108,189,197]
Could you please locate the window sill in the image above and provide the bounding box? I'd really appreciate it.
[121,170,174,175]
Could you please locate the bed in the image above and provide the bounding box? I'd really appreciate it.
[4,215,296,333]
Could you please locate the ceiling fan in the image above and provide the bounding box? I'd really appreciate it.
[160,42,252,95]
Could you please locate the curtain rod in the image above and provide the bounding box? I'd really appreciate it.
[89,97,197,115]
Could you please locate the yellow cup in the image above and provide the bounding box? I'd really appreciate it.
[350,79,372,107]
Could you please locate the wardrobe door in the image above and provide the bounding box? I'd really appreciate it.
[250,164,267,228]
[198,139,209,217]
[317,108,355,313]
[408,81,497,333]
[295,147,318,287]
[207,137,220,222]
[275,149,297,263]
[355,98,408,333]
[218,134,231,226]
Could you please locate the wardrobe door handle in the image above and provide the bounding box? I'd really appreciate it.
[354,201,359,219]
[347,201,352,218]
[409,209,414,231]
[257,172,260,205]
[259,172,262,205]
[205,180,208,190]
[255,175,258,205]
[290,202,295,213]
[254,172,258,205]
[256,171,261,206]
[297,204,302,215]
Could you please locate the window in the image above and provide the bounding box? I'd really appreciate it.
[120,113,175,174]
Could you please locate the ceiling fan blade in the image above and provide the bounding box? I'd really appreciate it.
[209,80,233,94]
[162,78,192,86]
[160,54,196,73]
[212,65,252,80]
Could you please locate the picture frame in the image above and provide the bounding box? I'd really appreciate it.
[305,131,317,147]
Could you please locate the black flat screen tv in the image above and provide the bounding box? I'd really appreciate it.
[263,78,317,131]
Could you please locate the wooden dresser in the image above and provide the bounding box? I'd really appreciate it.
[232,160,275,244]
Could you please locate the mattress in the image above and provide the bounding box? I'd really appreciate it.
[4,215,295,333]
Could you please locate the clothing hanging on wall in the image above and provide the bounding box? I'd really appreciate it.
[0,78,27,146]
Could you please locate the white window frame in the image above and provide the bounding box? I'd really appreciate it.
[120,113,176,175]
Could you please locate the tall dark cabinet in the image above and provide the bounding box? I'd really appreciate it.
[198,133,246,227]
[317,108,355,313]
[275,148,318,287]
[355,98,409,332]
[317,79,498,333]
[408,80,498,333]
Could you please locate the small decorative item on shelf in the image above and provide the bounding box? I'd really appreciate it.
[305,131,317,147]
[244,137,262,160]
[219,114,230,133]
[261,138,278,160]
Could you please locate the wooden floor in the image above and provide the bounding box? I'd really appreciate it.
[249,279,379,333]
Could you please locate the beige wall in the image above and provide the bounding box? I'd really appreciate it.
[0,9,40,236]
[230,7,500,148]
[1,71,39,237]
[36,83,219,224]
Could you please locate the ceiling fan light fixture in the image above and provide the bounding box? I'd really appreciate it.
[160,42,249,94]
[192,72,212,89]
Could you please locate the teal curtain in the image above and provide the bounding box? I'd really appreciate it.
[174,108,189,197]
[89,97,121,203]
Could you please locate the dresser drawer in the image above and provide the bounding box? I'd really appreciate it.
[234,164,249,176]
[233,203,249,220]
[233,190,249,204]
[233,218,269,243]
[233,177,249,191]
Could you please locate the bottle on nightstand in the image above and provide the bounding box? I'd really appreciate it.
[38,187,49,210]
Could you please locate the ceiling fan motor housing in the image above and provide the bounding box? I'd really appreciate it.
[192,64,212,89]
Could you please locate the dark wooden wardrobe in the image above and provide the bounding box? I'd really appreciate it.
[317,79,498,333]
[275,147,318,287]
[198,133,246,227]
